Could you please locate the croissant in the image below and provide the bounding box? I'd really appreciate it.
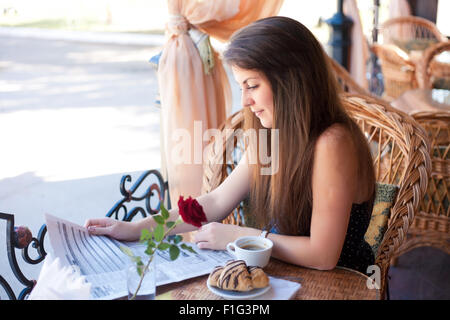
[208,260,270,292]
[218,260,253,292]
[207,266,223,287]
[248,266,269,288]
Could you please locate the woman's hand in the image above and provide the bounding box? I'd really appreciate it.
[84,218,140,242]
[193,222,257,250]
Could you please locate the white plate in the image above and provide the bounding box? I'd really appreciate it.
[206,282,271,300]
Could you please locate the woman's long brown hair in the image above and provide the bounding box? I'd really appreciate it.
[223,17,375,236]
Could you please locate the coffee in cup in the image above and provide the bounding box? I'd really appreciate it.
[226,236,273,268]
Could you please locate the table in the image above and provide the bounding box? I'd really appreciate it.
[155,258,380,300]
[391,88,450,114]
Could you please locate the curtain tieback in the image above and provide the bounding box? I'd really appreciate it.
[167,14,190,35]
[167,14,215,75]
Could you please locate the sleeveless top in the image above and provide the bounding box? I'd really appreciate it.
[268,200,374,274]
[336,201,375,273]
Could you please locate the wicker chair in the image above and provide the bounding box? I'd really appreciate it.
[416,41,450,89]
[373,16,448,101]
[371,43,417,101]
[393,111,449,258]
[201,94,431,299]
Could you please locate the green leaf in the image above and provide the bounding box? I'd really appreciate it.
[136,260,144,276]
[158,242,170,250]
[147,240,156,248]
[140,229,152,242]
[119,245,135,258]
[153,215,165,225]
[160,203,170,219]
[166,221,175,228]
[135,256,143,266]
[154,224,164,242]
[173,235,182,244]
[181,243,197,254]
[145,247,155,256]
[169,245,180,260]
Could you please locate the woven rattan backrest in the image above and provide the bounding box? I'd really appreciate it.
[380,16,447,45]
[417,41,450,89]
[370,43,417,101]
[342,94,430,268]
[411,111,449,217]
[346,96,411,185]
[202,111,246,225]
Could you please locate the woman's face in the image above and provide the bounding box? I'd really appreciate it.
[232,66,274,128]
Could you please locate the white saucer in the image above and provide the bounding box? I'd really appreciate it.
[206,282,271,300]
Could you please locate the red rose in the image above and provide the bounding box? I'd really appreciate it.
[178,196,207,228]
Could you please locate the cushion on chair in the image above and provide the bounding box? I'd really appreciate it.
[364,182,400,257]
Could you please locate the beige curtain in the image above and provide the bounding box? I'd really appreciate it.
[389,0,412,19]
[387,0,413,41]
[344,0,370,90]
[158,0,284,205]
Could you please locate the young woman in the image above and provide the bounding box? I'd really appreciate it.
[85,17,376,273]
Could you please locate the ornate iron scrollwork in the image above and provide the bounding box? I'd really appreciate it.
[106,169,170,221]
[0,212,47,300]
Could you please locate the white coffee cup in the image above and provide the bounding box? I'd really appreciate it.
[226,236,273,268]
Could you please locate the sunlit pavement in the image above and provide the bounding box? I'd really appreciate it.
[0,31,165,295]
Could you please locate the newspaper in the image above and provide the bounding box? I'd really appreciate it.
[44,213,233,300]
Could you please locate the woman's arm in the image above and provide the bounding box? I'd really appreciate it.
[269,125,359,270]
[139,152,251,235]
[86,153,251,241]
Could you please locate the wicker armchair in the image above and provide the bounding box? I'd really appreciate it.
[394,111,450,258]
[201,94,431,299]
[373,16,448,101]
[416,41,450,89]
[371,43,417,101]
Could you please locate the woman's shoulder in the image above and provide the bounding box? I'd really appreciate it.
[315,123,375,203]
[316,123,356,153]
[313,124,358,180]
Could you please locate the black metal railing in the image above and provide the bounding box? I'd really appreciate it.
[106,169,170,221]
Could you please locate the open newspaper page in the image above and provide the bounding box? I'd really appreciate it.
[44,213,233,300]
